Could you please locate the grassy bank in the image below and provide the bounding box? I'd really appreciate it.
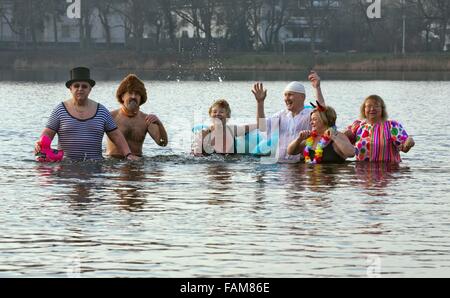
[2,49,450,71]
[222,52,450,71]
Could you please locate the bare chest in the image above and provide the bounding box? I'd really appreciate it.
[114,114,148,142]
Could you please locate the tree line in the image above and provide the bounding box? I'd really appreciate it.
[0,0,449,53]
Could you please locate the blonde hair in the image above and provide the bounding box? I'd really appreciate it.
[360,95,388,121]
[311,105,337,128]
[209,99,231,118]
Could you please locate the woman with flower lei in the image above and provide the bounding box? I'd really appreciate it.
[287,102,355,164]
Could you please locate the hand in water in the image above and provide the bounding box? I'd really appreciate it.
[126,154,141,161]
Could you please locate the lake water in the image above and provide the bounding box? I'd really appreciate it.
[0,73,449,277]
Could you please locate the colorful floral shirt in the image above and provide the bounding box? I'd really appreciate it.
[347,120,409,163]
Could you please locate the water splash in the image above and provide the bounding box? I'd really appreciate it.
[169,40,225,82]
[204,42,225,82]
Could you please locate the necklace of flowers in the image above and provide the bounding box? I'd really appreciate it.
[303,131,331,164]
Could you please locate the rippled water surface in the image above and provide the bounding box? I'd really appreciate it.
[0,77,449,277]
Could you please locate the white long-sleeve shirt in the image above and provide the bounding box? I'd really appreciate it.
[266,108,312,162]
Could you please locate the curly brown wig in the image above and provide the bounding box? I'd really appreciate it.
[116,74,148,106]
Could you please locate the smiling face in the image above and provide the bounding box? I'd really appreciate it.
[364,98,383,124]
[284,91,305,113]
[122,91,142,111]
[360,95,387,124]
[210,105,229,122]
[70,81,91,102]
[310,111,327,133]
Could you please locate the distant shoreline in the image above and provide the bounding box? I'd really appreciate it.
[2,50,450,72]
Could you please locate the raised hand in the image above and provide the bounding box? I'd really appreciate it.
[308,71,321,89]
[325,127,338,139]
[252,82,267,103]
[298,130,312,141]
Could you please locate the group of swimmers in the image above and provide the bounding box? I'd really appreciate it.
[193,72,414,163]
[35,67,415,164]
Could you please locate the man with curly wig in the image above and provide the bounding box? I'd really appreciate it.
[106,74,168,158]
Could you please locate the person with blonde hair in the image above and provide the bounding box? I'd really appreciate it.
[288,102,355,163]
[344,95,415,162]
[193,99,258,155]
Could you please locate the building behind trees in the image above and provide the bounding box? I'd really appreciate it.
[0,0,449,53]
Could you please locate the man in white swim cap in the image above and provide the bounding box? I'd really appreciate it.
[251,71,325,162]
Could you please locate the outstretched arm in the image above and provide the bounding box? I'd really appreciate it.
[234,124,259,137]
[308,71,325,105]
[146,114,168,147]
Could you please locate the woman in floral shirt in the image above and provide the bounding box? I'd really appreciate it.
[345,95,415,162]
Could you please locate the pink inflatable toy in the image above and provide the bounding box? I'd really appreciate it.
[35,135,64,162]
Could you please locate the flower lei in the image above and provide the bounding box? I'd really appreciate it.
[303,131,331,164]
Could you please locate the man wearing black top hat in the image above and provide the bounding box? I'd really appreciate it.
[34,67,140,161]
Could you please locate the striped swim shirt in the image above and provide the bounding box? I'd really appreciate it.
[46,102,118,161]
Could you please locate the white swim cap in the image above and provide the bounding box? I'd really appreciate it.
[284,81,306,95]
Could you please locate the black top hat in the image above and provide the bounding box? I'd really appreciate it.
[65,67,96,88]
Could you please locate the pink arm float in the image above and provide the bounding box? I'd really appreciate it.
[35,135,64,162]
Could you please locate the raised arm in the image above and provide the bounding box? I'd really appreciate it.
[252,83,267,132]
[308,71,325,106]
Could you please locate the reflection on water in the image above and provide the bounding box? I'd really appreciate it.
[35,162,106,207]
[1,79,450,277]
[206,163,233,205]
[108,162,164,212]
[354,162,411,195]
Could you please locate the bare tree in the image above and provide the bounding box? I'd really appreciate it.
[40,0,65,43]
[77,0,96,49]
[4,0,48,48]
[220,0,253,50]
[93,0,122,48]
[113,0,146,52]
[248,0,289,51]
[293,0,341,53]
[417,0,450,50]
[174,0,218,43]
[157,0,177,46]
